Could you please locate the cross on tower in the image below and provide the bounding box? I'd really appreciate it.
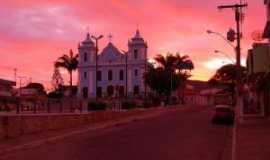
[108,33,113,42]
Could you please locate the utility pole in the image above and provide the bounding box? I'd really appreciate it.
[217,3,247,93]
[217,4,247,160]
[91,34,104,100]
[121,50,129,99]
[17,76,27,97]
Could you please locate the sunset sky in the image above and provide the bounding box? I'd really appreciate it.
[0,0,266,90]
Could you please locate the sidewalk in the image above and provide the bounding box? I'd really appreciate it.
[235,118,270,160]
[0,106,185,157]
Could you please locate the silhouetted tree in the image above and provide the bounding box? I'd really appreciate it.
[145,65,182,96]
[54,49,78,88]
[209,64,247,85]
[209,64,247,99]
[25,83,47,95]
[51,67,64,91]
[145,53,194,103]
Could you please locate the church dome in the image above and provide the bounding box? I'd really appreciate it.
[131,29,144,41]
[81,33,95,46]
[129,29,147,47]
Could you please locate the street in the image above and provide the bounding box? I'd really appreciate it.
[2,106,231,160]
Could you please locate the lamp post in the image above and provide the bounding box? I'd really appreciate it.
[91,35,104,100]
[206,30,236,49]
[121,50,129,99]
[214,50,235,64]
[17,76,27,94]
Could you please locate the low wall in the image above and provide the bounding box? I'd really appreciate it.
[0,109,146,140]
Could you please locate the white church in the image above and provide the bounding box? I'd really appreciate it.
[77,30,148,99]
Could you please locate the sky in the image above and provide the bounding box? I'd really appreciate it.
[0,0,266,90]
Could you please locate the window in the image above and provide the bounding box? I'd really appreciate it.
[134,69,138,76]
[134,49,138,59]
[97,71,102,81]
[119,70,124,80]
[84,52,87,62]
[84,72,87,79]
[108,70,113,81]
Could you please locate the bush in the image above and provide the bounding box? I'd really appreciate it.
[121,100,137,110]
[88,101,107,111]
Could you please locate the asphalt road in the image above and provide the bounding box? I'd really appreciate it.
[2,106,231,160]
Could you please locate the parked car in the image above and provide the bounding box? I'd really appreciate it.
[211,105,235,125]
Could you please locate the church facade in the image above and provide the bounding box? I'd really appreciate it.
[77,30,148,99]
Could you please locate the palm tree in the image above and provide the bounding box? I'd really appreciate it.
[175,53,194,74]
[154,53,178,71]
[54,49,78,88]
[154,54,178,96]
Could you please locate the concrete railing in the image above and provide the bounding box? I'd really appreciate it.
[0,109,146,140]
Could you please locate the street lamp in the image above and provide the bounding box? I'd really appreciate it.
[121,50,128,98]
[206,30,236,49]
[91,34,104,100]
[214,50,235,64]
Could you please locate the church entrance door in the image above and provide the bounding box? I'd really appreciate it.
[82,87,88,99]
[107,85,114,97]
[119,86,125,97]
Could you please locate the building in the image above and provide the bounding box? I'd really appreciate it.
[247,43,270,74]
[0,78,16,98]
[240,1,270,117]
[263,0,270,38]
[0,78,16,111]
[77,30,147,98]
[178,80,209,106]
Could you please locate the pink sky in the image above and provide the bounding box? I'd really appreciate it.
[0,0,266,90]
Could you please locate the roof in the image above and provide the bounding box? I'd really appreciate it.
[80,33,95,46]
[0,78,16,86]
[185,80,209,90]
[98,42,125,62]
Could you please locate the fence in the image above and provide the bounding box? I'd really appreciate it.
[0,97,126,114]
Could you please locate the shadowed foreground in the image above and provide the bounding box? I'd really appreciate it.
[2,106,231,160]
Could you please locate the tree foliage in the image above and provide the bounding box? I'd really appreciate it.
[209,64,247,85]
[54,49,78,87]
[145,53,194,96]
[25,83,46,95]
[51,67,64,90]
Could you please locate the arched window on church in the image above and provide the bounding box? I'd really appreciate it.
[108,70,113,81]
[84,52,88,62]
[134,49,138,59]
